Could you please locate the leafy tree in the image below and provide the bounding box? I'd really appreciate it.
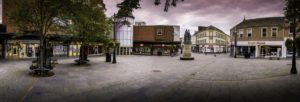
[62,0,111,64]
[284,0,300,32]
[6,0,72,69]
[286,39,293,49]
[296,36,300,55]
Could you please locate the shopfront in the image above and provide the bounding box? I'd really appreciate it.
[53,45,68,57]
[69,44,81,56]
[133,42,180,56]
[235,41,286,58]
[0,40,4,59]
[6,40,40,59]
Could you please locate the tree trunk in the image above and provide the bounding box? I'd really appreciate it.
[105,47,111,62]
[39,35,44,69]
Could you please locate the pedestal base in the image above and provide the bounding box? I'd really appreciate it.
[180,57,194,60]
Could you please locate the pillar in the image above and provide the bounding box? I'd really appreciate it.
[255,45,259,58]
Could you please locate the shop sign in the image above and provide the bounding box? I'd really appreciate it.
[248,41,265,45]
[8,40,40,44]
[209,45,213,48]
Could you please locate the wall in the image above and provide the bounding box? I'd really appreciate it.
[230,26,284,42]
[133,25,175,42]
[116,17,134,47]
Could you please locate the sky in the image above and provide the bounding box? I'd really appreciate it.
[104,0,286,36]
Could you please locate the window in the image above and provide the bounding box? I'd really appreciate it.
[289,22,295,34]
[239,29,244,38]
[247,29,252,37]
[157,29,162,35]
[262,28,267,37]
[271,27,278,37]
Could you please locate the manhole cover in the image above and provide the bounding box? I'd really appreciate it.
[153,70,161,72]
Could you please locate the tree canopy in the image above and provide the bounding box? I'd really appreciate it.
[284,0,300,31]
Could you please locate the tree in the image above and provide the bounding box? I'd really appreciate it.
[285,39,294,49]
[296,36,300,56]
[285,0,299,74]
[6,0,72,70]
[285,0,300,31]
[62,0,111,64]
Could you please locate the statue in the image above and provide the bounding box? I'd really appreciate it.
[180,30,194,60]
[184,30,192,44]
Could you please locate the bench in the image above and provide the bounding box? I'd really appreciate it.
[269,56,280,60]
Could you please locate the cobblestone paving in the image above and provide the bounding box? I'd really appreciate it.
[0,54,300,102]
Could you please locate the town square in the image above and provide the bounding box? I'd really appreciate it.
[1,54,300,102]
[0,0,300,102]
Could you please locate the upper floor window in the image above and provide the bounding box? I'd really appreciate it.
[239,29,244,38]
[157,29,162,35]
[261,28,267,37]
[271,27,278,37]
[247,29,252,37]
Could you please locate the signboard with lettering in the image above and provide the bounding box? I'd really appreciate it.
[248,42,266,45]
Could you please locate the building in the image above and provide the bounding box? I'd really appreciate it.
[230,17,286,58]
[115,17,134,55]
[135,22,146,26]
[191,34,197,52]
[194,25,230,53]
[284,20,300,57]
[0,0,105,59]
[133,25,181,55]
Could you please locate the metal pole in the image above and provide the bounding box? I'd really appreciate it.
[112,14,117,64]
[234,31,237,58]
[291,11,297,74]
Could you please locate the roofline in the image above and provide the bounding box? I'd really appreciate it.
[230,16,285,31]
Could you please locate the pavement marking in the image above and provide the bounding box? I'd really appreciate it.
[20,78,40,102]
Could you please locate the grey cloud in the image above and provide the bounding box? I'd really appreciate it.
[104,0,285,36]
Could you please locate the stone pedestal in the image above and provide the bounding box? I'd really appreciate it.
[180,44,194,60]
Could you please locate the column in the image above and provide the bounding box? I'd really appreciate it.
[255,45,259,57]
[282,41,287,58]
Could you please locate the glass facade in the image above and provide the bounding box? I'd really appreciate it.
[6,42,40,58]
[53,45,68,57]
[69,45,81,56]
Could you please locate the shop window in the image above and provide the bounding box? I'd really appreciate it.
[247,28,252,37]
[262,28,267,37]
[157,29,162,35]
[239,29,244,38]
[271,27,278,37]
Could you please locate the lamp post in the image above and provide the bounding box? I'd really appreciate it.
[290,0,297,74]
[291,13,297,74]
[112,14,117,64]
[234,31,237,58]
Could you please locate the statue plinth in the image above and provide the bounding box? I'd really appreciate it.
[180,43,194,60]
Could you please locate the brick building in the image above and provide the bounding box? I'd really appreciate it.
[133,25,180,55]
[230,17,286,58]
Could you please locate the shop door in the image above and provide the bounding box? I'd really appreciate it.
[12,46,18,57]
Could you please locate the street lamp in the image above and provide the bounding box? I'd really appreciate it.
[112,14,117,64]
[234,31,237,58]
[291,0,297,74]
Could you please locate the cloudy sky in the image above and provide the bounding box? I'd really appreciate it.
[104,0,286,36]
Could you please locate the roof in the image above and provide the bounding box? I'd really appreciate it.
[197,25,226,34]
[231,17,285,30]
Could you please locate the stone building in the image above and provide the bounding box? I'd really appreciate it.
[133,25,181,55]
[230,17,286,58]
[194,25,230,53]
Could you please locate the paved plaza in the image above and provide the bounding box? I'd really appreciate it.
[0,54,300,102]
